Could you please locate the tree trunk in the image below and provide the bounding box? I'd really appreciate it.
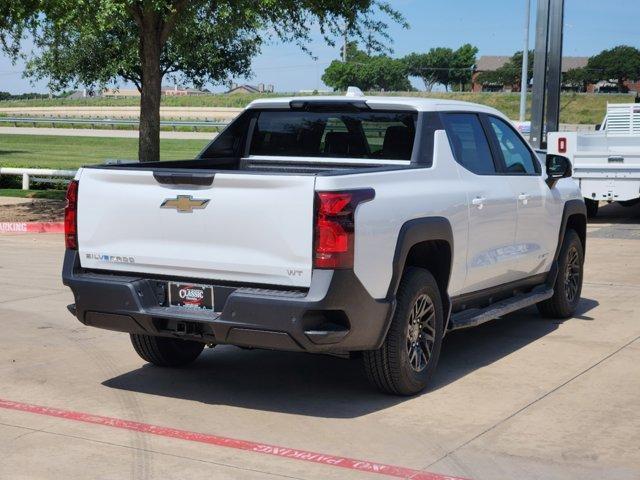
[138,19,162,162]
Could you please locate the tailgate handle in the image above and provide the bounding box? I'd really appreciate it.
[153,172,215,186]
[608,156,624,163]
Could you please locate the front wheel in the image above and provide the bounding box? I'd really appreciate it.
[363,268,444,396]
[537,229,584,319]
[130,334,205,367]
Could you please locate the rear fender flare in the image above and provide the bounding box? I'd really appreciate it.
[385,217,454,329]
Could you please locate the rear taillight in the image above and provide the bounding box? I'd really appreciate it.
[558,137,567,153]
[314,189,374,269]
[65,180,78,249]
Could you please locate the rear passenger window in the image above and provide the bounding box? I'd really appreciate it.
[442,113,496,175]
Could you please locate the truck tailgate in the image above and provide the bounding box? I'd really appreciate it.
[76,168,315,288]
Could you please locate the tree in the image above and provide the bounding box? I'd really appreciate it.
[476,50,533,91]
[0,1,404,161]
[322,43,411,91]
[587,45,640,92]
[403,44,478,92]
[563,67,593,92]
[404,48,453,91]
[449,44,478,91]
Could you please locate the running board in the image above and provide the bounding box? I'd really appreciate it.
[448,286,554,331]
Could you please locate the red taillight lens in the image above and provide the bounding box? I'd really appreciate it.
[558,137,567,153]
[314,189,374,269]
[65,180,78,249]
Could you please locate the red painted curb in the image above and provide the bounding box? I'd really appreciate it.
[0,398,467,480]
[0,222,64,234]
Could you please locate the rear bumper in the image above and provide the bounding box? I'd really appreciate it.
[62,250,394,353]
[576,176,640,202]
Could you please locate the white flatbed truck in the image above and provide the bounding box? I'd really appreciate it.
[548,103,640,217]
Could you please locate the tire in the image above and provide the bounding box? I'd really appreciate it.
[585,198,599,218]
[537,229,584,319]
[130,334,205,367]
[363,267,444,396]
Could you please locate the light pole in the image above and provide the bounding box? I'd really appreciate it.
[530,0,564,148]
[519,0,531,122]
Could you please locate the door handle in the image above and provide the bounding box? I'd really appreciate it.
[471,196,486,209]
[518,193,530,205]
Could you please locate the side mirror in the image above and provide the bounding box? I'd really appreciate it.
[546,154,572,188]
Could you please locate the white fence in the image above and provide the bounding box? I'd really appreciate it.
[0,167,76,190]
[0,116,229,131]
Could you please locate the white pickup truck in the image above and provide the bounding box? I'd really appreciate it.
[548,103,640,217]
[63,93,586,395]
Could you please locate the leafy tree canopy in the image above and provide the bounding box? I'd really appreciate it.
[322,42,412,91]
[476,50,533,90]
[586,45,640,92]
[0,0,404,160]
[562,67,595,91]
[403,44,478,92]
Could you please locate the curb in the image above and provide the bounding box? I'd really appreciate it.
[0,222,64,234]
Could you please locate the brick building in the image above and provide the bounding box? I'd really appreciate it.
[471,55,588,92]
[472,55,640,94]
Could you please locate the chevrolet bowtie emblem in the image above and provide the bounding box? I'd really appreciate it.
[160,195,210,213]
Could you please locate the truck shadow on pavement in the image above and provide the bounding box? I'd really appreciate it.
[103,298,598,418]
[589,202,640,224]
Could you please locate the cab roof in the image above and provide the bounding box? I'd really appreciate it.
[246,95,504,117]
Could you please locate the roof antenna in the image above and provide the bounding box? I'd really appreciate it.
[345,86,364,98]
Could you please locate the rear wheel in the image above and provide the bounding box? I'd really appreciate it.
[130,334,205,367]
[537,229,584,319]
[363,268,444,396]
[585,198,599,218]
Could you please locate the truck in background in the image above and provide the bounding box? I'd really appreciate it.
[548,103,640,217]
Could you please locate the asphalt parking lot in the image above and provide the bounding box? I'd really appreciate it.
[0,203,639,480]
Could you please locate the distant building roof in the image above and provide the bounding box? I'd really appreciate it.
[561,57,589,71]
[66,90,87,100]
[226,84,261,94]
[476,55,588,73]
[225,83,275,95]
[476,56,512,71]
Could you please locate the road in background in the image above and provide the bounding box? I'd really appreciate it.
[0,203,639,480]
[0,106,242,120]
[0,127,216,140]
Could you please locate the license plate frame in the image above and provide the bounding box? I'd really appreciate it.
[168,282,214,310]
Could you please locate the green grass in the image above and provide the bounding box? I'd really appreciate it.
[0,92,634,124]
[0,93,284,109]
[0,121,221,133]
[0,188,66,200]
[0,134,210,169]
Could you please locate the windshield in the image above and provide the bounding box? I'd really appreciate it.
[248,110,417,161]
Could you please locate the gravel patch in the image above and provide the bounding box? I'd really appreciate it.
[0,200,64,222]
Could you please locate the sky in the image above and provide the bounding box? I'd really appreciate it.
[0,0,638,94]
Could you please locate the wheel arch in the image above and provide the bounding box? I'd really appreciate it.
[386,217,454,327]
[555,199,587,261]
[546,199,587,287]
